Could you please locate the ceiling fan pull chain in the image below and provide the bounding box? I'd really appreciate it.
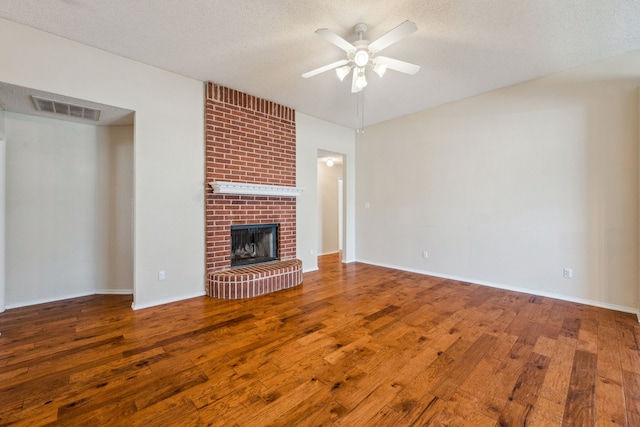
[356,89,365,134]
[361,89,365,133]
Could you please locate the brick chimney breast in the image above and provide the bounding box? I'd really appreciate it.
[205,83,297,274]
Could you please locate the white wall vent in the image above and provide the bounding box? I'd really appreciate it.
[31,96,101,121]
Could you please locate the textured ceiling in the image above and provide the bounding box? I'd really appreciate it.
[1,0,640,129]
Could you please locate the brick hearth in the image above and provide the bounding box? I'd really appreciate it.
[207,259,302,299]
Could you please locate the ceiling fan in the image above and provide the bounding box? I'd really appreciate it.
[302,20,421,93]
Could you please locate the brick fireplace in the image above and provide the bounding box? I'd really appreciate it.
[204,83,302,299]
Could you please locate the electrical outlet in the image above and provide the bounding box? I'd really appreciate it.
[422,251,429,259]
[563,268,573,279]
[158,270,166,281]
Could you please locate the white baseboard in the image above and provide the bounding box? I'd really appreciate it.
[356,259,639,319]
[318,251,341,256]
[95,289,133,295]
[131,291,206,311]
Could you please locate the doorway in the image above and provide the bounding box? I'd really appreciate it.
[317,149,345,257]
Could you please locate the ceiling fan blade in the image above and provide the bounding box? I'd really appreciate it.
[302,59,350,78]
[373,56,421,75]
[315,28,356,53]
[368,20,418,53]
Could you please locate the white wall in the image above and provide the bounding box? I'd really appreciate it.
[318,160,343,254]
[0,18,205,309]
[5,113,133,306]
[296,113,355,272]
[356,50,640,313]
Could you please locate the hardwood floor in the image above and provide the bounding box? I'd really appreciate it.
[1,253,639,426]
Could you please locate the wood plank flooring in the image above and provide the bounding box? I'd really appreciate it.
[1,253,639,426]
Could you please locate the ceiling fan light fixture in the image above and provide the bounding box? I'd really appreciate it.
[355,69,368,89]
[373,62,388,78]
[354,50,369,67]
[335,65,352,81]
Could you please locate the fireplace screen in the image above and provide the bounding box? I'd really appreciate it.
[230,223,279,267]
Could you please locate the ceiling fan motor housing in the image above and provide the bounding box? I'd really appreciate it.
[354,23,368,36]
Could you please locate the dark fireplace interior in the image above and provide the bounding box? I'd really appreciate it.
[231,223,279,267]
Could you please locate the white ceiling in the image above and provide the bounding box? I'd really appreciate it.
[1,1,640,129]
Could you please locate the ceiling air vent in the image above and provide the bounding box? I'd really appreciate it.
[31,96,101,121]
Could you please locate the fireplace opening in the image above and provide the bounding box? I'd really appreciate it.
[231,223,279,267]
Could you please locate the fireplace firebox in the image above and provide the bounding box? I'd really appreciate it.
[230,223,279,267]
